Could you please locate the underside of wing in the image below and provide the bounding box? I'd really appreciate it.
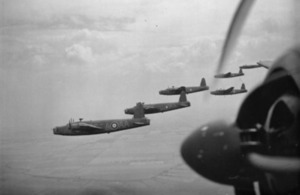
[134,121,148,125]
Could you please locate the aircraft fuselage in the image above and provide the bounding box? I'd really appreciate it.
[159,86,209,95]
[210,89,247,95]
[125,101,191,115]
[53,118,150,135]
[214,72,244,78]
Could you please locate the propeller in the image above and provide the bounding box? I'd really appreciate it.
[181,121,244,186]
[185,0,257,185]
[181,0,300,194]
[205,0,255,100]
[216,0,255,75]
[246,93,300,173]
[248,153,300,173]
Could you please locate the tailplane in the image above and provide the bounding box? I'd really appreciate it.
[179,91,187,102]
[133,102,145,119]
[241,83,246,90]
[200,78,207,87]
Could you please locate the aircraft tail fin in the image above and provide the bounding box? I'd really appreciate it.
[239,68,243,74]
[241,83,246,90]
[200,78,207,87]
[179,91,187,102]
[133,102,145,119]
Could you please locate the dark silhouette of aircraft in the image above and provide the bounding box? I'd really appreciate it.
[53,102,150,135]
[210,83,247,95]
[124,91,190,115]
[240,61,271,69]
[214,68,244,78]
[159,78,209,95]
[181,0,300,195]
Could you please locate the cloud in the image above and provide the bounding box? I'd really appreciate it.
[2,0,136,31]
[260,18,282,34]
[65,44,95,64]
[44,15,135,31]
[128,38,220,74]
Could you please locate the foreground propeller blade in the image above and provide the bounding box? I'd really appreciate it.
[216,0,255,74]
[248,153,300,172]
[294,0,300,44]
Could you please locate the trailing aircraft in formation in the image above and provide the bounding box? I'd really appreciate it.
[125,91,190,115]
[214,68,244,78]
[159,78,209,95]
[240,60,271,69]
[53,102,150,135]
[210,83,247,95]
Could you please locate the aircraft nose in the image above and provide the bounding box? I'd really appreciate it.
[53,127,57,134]
[125,108,133,114]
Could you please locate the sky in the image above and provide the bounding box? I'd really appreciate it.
[0,0,298,137]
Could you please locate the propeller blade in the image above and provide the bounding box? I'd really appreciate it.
[294,0,300,44]
[216,0,255,74]
[248,153,300,172]
[204,0,255,100]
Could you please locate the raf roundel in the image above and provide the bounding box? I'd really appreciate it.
[111,122,118,129]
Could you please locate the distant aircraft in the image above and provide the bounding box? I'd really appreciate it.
[125,91,190,115]
[214,68,244,78]
[210,83,247,95]
[240,61,271,69]
[53,103,150,135]
[159,78,209,95]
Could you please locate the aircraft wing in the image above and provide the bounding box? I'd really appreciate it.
[134,121,148,125]
[224,72,231,76]
[224,87,234,93]
[257,60,271,69]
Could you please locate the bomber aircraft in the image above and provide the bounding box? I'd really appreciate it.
[53,102,150,135]
[125,91,190,115]
[181,0,300,195]
[210,83,247,95]
[214,68,244,78]
[240,61,271,69]
[159,78,209,95]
